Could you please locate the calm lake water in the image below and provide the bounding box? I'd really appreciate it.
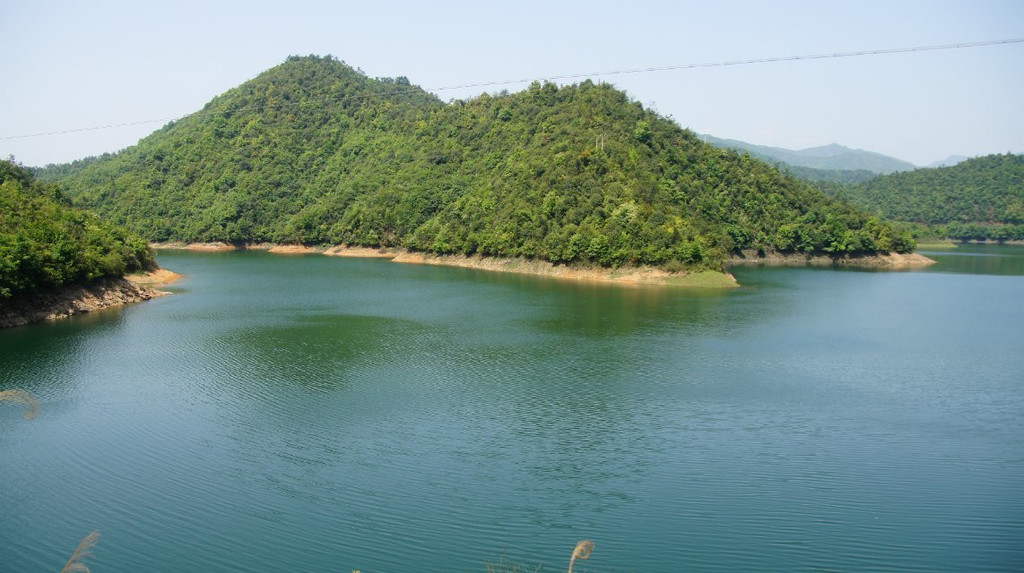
[2,245,1023,572]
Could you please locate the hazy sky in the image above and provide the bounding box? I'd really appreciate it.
[2,0,1022,167]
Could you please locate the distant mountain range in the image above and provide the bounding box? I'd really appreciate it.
[701,135,917,174]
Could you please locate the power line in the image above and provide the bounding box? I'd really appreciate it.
[1,118,182,141]
[2,37,1022,142]
[436,37,1024,90]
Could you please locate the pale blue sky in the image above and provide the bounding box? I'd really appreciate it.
[2,0,1022,167]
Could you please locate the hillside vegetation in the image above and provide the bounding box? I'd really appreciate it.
[781,165,878,185]
[824,154,1024,241]
[49,55,914,271]
[0,160,155,299]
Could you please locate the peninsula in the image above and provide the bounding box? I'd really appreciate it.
[42,55,918,285]
[0,160,173,328]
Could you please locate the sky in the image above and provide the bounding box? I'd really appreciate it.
[2,0,1022,167]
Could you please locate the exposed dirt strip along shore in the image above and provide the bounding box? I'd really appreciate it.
[0,269,184,329]
[151,243,738,287]
[150,242,935,288]
[728,250,936,269]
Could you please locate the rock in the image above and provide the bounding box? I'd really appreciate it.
[0,278,164,329]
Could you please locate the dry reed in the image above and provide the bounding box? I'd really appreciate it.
[61,530,100,573]
[0,389,40,420]
[567,540,594,573]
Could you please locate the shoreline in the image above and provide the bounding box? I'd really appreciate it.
[151,241,240,251]
[727,250,936,269]
[390,252,739,287]
[126,268,185,293]
[149,242,938,286]
[150,242,736,287]
[0,269,183,329]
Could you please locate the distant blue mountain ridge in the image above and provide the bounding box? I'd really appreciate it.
[701,135,923,174]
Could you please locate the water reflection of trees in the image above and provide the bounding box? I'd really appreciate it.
[213,313,428,394]
[922,244,1024,276]
[0,310,125,399]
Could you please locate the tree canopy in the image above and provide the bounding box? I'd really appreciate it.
[821,153,1024,241]
[1,159,155,299]
[46,55,914,271]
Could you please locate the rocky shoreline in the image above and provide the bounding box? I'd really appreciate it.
[390,251,740,287]
[151,242,738,287]
[728,250,937,269]
[149,242,937,287]
[0,270,182,329]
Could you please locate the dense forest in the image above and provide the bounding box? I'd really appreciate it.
[780,165,878,185]
[46,55,914,271]
[0,159,155,299]
[821,154,1024,241]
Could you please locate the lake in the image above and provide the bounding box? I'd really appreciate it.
[2,245,1022,572]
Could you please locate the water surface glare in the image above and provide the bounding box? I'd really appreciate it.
[2,247,1022,572]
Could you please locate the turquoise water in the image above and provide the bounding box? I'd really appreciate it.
[2,246,1022,572]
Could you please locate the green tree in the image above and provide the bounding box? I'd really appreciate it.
[0,159,155,299]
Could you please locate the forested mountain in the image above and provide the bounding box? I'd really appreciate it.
[51,55,914,271]
[826,154,1024,241]
[778,165,878,185]
[701,136,917,174]
[0,159,155,299]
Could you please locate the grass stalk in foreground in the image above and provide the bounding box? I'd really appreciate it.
[61,531,100,573]
[568,540,594,573]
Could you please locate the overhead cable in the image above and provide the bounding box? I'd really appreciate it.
[2,38,1021,142]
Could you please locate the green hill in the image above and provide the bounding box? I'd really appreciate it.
[778,165,878,185]
[0,159,155,300]
[827,154,1024,241]
[49,55,914,271]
